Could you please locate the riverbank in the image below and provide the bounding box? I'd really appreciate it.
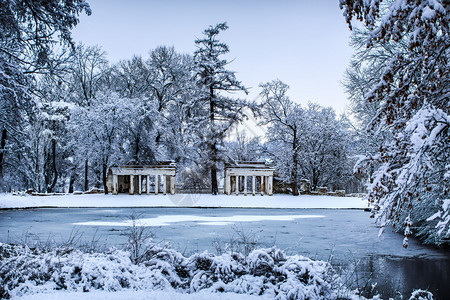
[0,193,368,209]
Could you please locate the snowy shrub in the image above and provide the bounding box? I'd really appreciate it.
[0,244,171,299]
[0,242,369,300]
[408,289,434,300]
[2,241,433,299]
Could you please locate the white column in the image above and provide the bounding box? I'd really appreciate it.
[138,175,142,195]
[170,176,176,195]
[113,174,118,195]
[260,176,264,196]
[155,175,159,195]
[130,175,134,195]
[244,176,248,196]
[225,175,230,195]
[146,175,150,195]
[235,175,239,195]
[252,176,256,196]
[163,175,167,195]
[268,175,273,196]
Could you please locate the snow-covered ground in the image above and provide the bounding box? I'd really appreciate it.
[0,193,368,209]
[13,290,270,300]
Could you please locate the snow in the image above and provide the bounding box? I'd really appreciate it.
[0,243,361,300]
[73,214,326,227]
[12,290,268,300]
[421,6,436,20]
[0,193,368,209]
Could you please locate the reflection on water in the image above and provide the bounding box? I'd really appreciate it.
[340,255,450,299]
[0,207,449,298]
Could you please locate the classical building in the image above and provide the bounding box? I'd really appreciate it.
[224,161,274,196]
[107,162,176,195]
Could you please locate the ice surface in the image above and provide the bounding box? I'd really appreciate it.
[73,214,325,227]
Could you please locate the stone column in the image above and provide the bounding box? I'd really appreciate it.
[163,175,167,195]
[170,176,176,195]
[130,175,134,195]
[138,175,142,195]
[244,176,247,196]
[268,175,273,196]
[225,175,231,195]
[155,175,159,195]
[260,176,264,196]
[252,176,256,196]
[235,175,239,195]
[146,175,150,195]
[113,174,118,195]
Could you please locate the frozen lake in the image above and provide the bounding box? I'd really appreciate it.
[1,207,449,298]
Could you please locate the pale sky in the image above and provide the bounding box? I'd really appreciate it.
[72,0,354,114]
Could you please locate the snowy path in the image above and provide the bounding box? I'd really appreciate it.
[0,193,368,209]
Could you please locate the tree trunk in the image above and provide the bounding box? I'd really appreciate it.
[211,165,218,195]
[48,139,58,192]
[134,138,139,163]
[84,159,89,191]
[102,163,108,194]
[209,87,219,195]
[0,129,7,185]
[291,130,299,196]
[210,140,219,194]
[68,174,75,193]
[312,169,318,191]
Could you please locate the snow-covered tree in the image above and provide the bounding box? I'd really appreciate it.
[261,80,355,193]
[193,22,249,194]
[35,75,74,193]
[0,0,90,191]
[67,44,110,190]
[70,92,128,193]
[115,55,150,99]
[69,44,109,105]
[259,80,301,195]
[147,46,195,161]
[112,47,196,165]
[297,103,354,192]
[342,28,397,153]
[225,132,263,163]
[340,0,450,246]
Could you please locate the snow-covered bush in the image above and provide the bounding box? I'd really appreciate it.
[0,244,172,299]
[0,242,365,300]
[408,289,434,300]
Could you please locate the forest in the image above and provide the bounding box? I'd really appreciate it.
[0,0,449,248]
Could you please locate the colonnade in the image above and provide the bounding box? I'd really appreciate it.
[224,162,274,196]
[112,174,175,195]
[224,175,273,196]
[109,165,176,195]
